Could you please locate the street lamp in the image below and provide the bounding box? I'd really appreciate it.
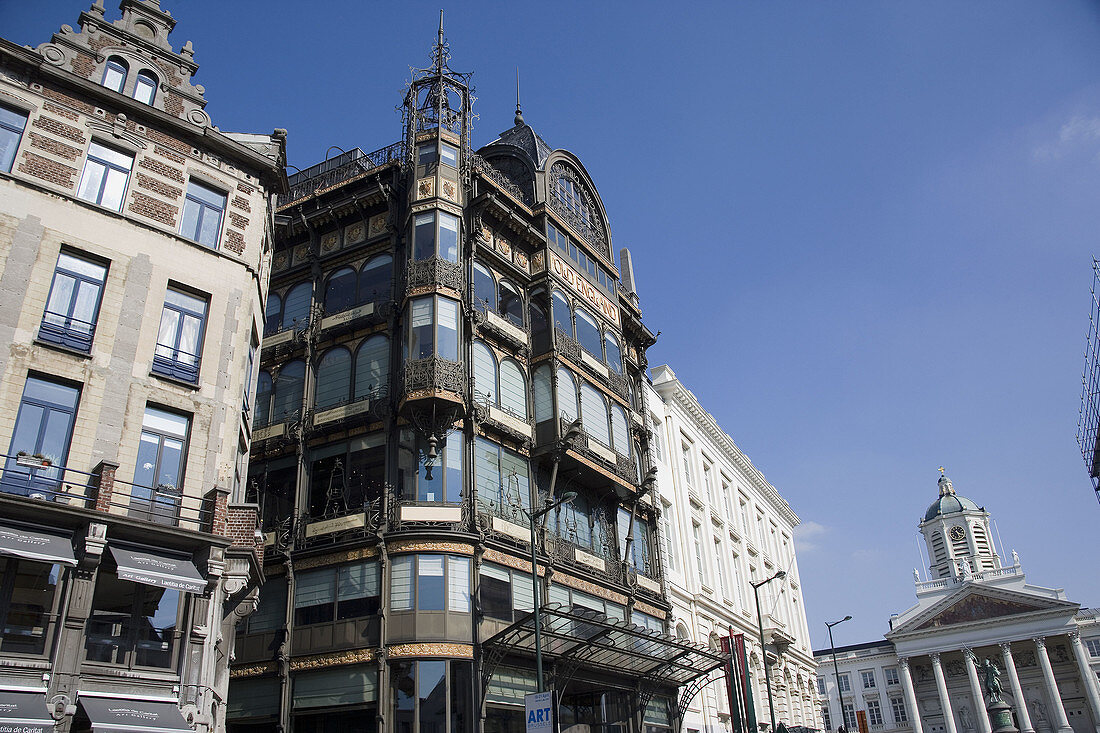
[751,569,786,733]
[825,615,853,732]
[523,490,577,692]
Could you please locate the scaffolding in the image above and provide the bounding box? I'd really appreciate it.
[1077,258,1100,501]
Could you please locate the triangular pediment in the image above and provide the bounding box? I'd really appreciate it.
[888,584,1078,639]
[915,593,1046,630]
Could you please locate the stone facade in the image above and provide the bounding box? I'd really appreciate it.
[0,2,284,732]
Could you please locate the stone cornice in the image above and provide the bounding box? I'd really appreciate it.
[652,368,799,526]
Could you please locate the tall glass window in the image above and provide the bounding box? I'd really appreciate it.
[359,254,392,305]
[131,407,189,524]
[102,57,128,93]
[77,142,133,212]
[294,560,380,625]
[498,281,523,327]
[604,331,622,373]
[85,571,181,670]
[272,360,305,421]
[0,557,60,655]
[307,435,386,517]
[315,347,352,409]
[498,360,527,419]
[472,341,497,404]
[180,179,226,249]
[133,70,157,105]
[580,384,610,447]
[474,438,531,520]
[389,555,471,613]
[610,405,630,457]
[254,371,273,427]
[263,293,282,337]
[354,335,390,400]
[412,211,460,262]
[575,308,602,359]
[473,263,494,313]
[392,660,472,733]
[556,368,578,423]
[533,366,553,423]
[2,377,80,497]
[39,251,108,352]
[551,291,572,336]
[0,103,28,173]
[399,431,462,503]
[324,267,357,314]
[408,296,459,361]
[281,281,312,332]
[153,287,207,383]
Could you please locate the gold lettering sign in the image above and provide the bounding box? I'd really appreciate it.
[549,250,619,327]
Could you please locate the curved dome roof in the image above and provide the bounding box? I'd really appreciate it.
[924,474,980,521]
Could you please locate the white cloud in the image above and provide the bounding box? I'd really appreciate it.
[794,520,828,554]
[1033,115,1100,161]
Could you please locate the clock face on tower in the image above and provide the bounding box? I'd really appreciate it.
[949,525,966,541]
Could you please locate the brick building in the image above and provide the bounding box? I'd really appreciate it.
[0,1,284,732]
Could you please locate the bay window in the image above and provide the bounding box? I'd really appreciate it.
[293,560,380,625]
[398,429,462,503]
[389,554,471,613]
[412,210,460,262]
[407,295,459,361]
[85,570,183,670]
[392,659,473,733]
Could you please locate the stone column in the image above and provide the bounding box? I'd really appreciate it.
[900,658,925,733]
[1033,637,1073,733]
[1000,642,1034,733]
[1067,631,1100,733]
[933,653,960,733]
[964,648,993,733]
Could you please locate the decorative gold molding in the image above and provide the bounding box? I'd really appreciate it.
[290,647,376,671]
[230,662,276,678]
[295,545,379,570]
[389,540,475,556]
[388,643,474,659]
[554,573,628,605]
[633,600,666,619]
[483,548,544,576]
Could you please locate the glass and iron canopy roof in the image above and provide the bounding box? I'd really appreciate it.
[484,603,726,686]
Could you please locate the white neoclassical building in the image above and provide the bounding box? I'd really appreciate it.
[646,365,821,733]
[814,473,1100,733]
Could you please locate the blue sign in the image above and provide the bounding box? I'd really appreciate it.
[525,691,554,733]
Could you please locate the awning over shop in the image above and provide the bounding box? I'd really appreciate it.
[109,544,205,594]
[483,603,726,687]
[0,521,76,566]
[0,691,54,733]
[79,696,192,733]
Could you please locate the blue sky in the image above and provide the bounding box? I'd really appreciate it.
[6,1,1100,649]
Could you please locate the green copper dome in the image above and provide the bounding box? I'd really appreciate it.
[924,474,980,521]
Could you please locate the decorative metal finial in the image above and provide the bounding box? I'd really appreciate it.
[435,9,446,73]
[938,466,945,476]
[514,67,524,126]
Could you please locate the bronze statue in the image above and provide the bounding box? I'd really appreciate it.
[979,657,1003,703]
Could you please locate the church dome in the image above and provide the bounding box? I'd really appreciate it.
[923,473,980,521]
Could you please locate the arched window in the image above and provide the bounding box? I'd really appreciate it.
[558,492,592,548]
[315,347,352,409]
[499,281,523,327]
[557,368,578,422]
[103,56,128,93]
[324,267,357,314]
[604,331,623,374]
[273,360,305,421]
[533,366,553,423]
[575,308,602,359]
[580,383,609,447]
[498,360,527,419]
[281,281,312,331]
[359,254,392,305]
[611,404,630,457]
[263,293,282,337]
[473,263,494,313]
[551,291,572,336]
[472,341,497,403]
[530,302,549,354]
[254,371,273,426]
[133,70,157,105]
[354,335,389,400]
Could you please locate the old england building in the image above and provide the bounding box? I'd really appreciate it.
[0,1,285,732]
[227,20,726,733]
[815,475,1100,733]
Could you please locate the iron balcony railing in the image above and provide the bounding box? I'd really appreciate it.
[279,142,404,206]
[38,310,97,352]
[0,450,214,531]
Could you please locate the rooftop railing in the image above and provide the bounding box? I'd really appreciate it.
[279,142,404,207]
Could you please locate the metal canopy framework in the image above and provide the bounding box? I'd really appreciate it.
[483,603,726,688]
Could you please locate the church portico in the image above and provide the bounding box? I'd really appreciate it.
[816,473,1100,733]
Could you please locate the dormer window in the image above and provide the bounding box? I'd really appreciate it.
[102,57,128,93]
[133,71,158,105]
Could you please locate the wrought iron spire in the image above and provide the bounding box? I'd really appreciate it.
[515,67,524,126]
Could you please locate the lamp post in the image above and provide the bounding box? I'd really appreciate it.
[825,615,853,732]
[751,569,786,733]
[523,490,577,692]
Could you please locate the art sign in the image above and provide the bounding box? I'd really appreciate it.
[548,250,619,327]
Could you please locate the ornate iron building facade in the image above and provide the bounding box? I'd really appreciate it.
[229,23,722,733]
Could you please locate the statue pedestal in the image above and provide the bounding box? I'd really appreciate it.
[987,700,1018,733]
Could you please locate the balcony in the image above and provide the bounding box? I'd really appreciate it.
[278,142,404,208]
[401,357,465,399]
[406,256,464,295]
[0,452,217,533]
[38,310,96,353]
